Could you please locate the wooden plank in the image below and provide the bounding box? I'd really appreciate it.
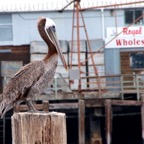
[88,53,104,65]
[111,100,142,106]
[78,100,85,144]
[18,103,79,111]
[0,53,29,64]
[0,45,30,54]
[85,99,104,107]
[49,103,78,110]
[12,112,67,144]
[69,53,86,65]
[18,104,43,111]
[86,99,142,107]
[69,40,86,52]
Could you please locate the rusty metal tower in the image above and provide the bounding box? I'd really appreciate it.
[59,0,101,92]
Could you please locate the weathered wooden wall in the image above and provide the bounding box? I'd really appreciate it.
[120,51,144,86]
[120,51,133,75]
[0,45,30,92]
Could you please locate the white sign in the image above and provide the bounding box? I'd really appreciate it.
[105,26,144,48]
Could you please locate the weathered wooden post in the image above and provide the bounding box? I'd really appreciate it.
[141,95,144,144]
[78,99,85,144]
[12,112,67,144]
[105,99,112,144]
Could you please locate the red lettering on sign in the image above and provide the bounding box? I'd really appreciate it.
[116,38,144,46]
[123,27,142,36]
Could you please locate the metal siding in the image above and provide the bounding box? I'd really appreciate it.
[104,48,121,91]
[104,48,120,75]
[104,10,124,27]
[13,14,30,45]
[11,10,104,45]
[87,39,104,52]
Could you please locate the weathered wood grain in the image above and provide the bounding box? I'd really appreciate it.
[12,112,67,144]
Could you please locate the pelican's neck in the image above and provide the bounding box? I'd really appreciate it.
[37,18,57,62]
[43,51,58,62]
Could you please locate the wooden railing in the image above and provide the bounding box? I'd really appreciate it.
[53,73,144,99]
[3,73,144,100]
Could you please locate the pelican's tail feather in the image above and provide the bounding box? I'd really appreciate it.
[0,100,12,118]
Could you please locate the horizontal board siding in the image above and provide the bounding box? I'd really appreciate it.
[30,41,68,54]
[0,45,30,54]
[87,39,104,52]
[0,45,30,92]
[69,40,86,52]
[0,45,30,64]
[120,51,143,87]
[87,52,104,65]
[120,52,133,75]
[1,61,23,77]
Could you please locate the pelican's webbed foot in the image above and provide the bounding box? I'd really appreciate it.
[25,100,44,113]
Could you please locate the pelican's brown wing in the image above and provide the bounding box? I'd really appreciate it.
[2,60,45,104]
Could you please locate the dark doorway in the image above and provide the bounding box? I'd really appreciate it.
[112,107,141,144]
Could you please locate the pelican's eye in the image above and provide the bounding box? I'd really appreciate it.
[51,25,56,32]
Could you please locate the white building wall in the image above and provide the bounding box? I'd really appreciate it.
[10,10,112,45]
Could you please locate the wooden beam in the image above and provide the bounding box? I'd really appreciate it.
[12,112,67,144]
[17,99,142,112]
[86,99,142,108]
[90,109,102,144]
[85,99,104,107]
[18,104,43,111]
[49,103,78,110]
[43,100,49,112]
[141,95,144,144]
[105,100,112,144]
[111,100,142,106]
[78,100,85,144]
[18,102,78,111]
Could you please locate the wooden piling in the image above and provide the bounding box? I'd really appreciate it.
[43,100,49,112]
[12,112,67,144]
[90,108,102,144]
[141,95,144,144]
[105,99,112,144]
[78,100,85,144]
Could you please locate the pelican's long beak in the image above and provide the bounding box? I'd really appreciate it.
[46,27,68,70]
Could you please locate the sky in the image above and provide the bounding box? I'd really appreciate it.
[0,0,143,12]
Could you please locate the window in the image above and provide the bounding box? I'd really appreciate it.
[125,9,143,25]
[0,14,13,41]
[130,52,144,70]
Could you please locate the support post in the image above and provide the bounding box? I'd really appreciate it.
[12,112,67,144]
[78,100,85,144]
[105,99,112,144]
[90,108,102,144]
[43,100,49,112]
[141,95,144,144]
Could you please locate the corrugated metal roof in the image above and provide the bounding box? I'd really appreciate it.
[0,0,144,12]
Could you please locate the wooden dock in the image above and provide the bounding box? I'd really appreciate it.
[1,73,144,144]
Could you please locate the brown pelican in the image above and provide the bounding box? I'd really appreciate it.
[0,17,67,118]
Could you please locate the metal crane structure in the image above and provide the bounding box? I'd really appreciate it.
[59,0,101,93]
[59,0,144,95]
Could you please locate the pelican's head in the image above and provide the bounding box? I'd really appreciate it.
[38,17,67,70]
